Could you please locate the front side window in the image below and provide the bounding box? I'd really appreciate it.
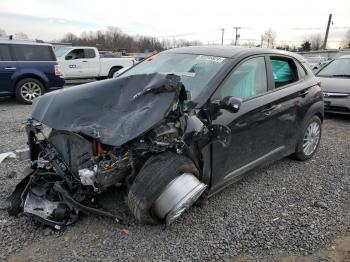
[121,53,229,101]
[13,44,55,61]
[217,57,267,100]
[317,58,350,77]
[0,44,12,61]
[270,57,298,88]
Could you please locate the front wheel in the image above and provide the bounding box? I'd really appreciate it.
[293,115,322,161]
[127,152,206,225]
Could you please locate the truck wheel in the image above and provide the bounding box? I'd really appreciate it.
[293,115,322,161]
[15,78,44,104]
[108,67,122,78]
[127,151,206,225]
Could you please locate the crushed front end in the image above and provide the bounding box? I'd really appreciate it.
[7,73,230,229]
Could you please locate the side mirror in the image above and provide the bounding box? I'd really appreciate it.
[65,56,73,60]
[219,96,242,113]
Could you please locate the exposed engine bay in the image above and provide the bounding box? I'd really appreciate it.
[8,73,231,229]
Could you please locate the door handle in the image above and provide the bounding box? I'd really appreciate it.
[4,67,16,70]
[298,90,310,97]
[82,60,88,62]
[260,105,277,113]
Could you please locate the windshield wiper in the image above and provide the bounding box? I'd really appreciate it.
[318,74,350,78]
[330,74,350,77]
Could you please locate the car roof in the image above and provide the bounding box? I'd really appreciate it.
[0,39,52,46]
[164,46,307,62]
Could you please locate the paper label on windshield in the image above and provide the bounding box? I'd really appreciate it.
[196,55,225,63]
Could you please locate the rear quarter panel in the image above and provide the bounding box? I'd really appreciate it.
[14,62,64,90]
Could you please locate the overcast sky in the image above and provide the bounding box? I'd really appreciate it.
[1,0,349,48]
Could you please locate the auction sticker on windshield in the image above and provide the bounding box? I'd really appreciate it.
[196,55,225,63]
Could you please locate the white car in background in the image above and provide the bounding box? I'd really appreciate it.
[55,47,136,79]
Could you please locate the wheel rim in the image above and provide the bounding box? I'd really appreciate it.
[302,121,320,156]
[20,82,42,102]
[153,173,207,225]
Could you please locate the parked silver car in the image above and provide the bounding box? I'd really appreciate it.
[316,55,350,115]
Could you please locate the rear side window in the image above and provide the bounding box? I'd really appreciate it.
[0,44,12,61]
[13,44,55,61]
[85,49,96,58]
[218,56,268,100]
[270,57,298,88]
[66,49,85,60]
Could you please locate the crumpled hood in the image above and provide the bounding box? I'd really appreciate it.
[318,76,350,93]
[32,73,185,146]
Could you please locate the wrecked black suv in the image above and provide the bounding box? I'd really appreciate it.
[8,46,324,229]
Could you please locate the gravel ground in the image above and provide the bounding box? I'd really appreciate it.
[0,96,350,262]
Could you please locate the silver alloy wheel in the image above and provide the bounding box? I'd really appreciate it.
[153,173,207,225]
[20,82,42,102]
[302,121,320,156]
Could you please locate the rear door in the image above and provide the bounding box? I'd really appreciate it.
[62,48,90,78]
[84,48,100,77]
[0,44,17,95]
[265,55,310,150]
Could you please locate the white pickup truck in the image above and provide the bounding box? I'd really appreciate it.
[54,47,136,79]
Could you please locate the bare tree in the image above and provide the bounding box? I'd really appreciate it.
[261,29,276,48]
[14,32,28,39]
[310,34,322,50]
[60,27,201,52]
[62,33,79,43]
[0,28,6,37]
[341,29,350,49]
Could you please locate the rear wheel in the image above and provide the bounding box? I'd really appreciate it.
[15,78,44,104]
[127,151,206,225]
[293,115,322,161]
[108,67,122,78]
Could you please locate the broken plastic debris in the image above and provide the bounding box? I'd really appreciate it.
[0,152,16,163]
[0,148,30,163]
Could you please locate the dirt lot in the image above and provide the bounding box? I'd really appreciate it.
[0,97,349,262]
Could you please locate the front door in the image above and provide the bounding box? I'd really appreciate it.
[209,55,295,193]
[62,49,90,78]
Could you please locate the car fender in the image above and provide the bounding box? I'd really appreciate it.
[12,68,49,88]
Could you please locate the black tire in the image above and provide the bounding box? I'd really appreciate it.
[293,115,322,161]
[127,151,199,224]
[15,78,44,104]
[108,67,122,78]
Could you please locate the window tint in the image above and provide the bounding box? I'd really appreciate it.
[13,44,55,61]
[66,49,85,60]
[218,57,267,100]
[0,44,12,61]
[85,49,96,58]
[270,57,298,88]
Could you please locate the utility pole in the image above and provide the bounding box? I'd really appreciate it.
[233,27,241,46]
[322,14,332,50]
[220,28,225,45]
